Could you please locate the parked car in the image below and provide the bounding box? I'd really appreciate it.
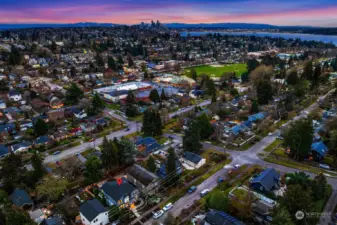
[319,164,330,170]
[200,189,210,197]
[153,210,164,219]
[163,203,173,211]
[125,128,130,131]
[217,177,224,183]
[53,151,61,155]
[187,186,197,193]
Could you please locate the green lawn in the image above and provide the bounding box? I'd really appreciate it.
[184,64,247,78]
[264,139,283,152]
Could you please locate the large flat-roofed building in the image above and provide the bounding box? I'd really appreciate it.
[153,74,196,89]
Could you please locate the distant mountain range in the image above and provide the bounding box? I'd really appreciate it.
[0,22,325,30]
[0,22,118,30]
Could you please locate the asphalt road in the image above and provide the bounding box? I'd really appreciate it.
[147,90,337,224]
[43,100,212,164]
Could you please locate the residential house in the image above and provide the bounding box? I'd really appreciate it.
[33,136,53,147]
[248,112,266,122]
[69,107,87,119]
[311,141,328,161]
[47,108,65,122]
[7,89,22,102]
[49,96,64,109]
[3,107,24,121]
[0,99,7,109]
[181,151,206,169]
[250,168,280,192]
[10,141,32,153]
[19,120,33,131]
[251,200,274,224]
[52,130,69,141]
[135,137,162,156]
[41,215,66,225]
[0,144,9,159]
[80,199,109,225]
[159,160,182,178]
[201,210,245,225]
[80,122,96,133]
[0,123,16,140]
[10,189,33,209]
[126,164,160,195]
[100,178,138,208]
[29,209,44,224]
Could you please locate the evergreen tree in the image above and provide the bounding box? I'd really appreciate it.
[257,79,273,105]
[118,138,136,166]
[271,207,294,225]
[149,89,161,102]
[51,41,57,53]
[205,190,229,212]
[166,148,178,182]
[89,93,105,115]
[127,54,134,67]
[303,61,313,80]
[146,156,156,173]
[311,173,327,201]
[0,153,25,192]
[286,70,299,85]
[284,118,313,161]
[247,58,260,73]
[144,70,149,79]
[101,137,119,171]
[161,89,167,101]
[84,156,102,184]
[95,52,104,68]
[34,118,49,136]
[311,65,321,89]
[197,113,213,139]
[183,120,202,153]
[8,45,22,65]
[142,108,162,136]
[250,100,259,114]
[65,83,84,105]
[117,55,124,65]
[126,91,136,104]
[31,152,46,180]
[108,57,116,70]
[211,92,217,103]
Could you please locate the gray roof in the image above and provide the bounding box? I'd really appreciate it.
[127,164,158,186]
[183,151,203,164]
[80,199,107,222]
[100,178,136,202]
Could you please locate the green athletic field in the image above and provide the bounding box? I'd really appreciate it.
[184,64,247,77]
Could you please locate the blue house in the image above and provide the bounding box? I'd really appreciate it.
[311,141,328,161]
[34,136,51,146]
[230,125,242,136]
[135,137,162,155]
[10,141,32,153]
[10,189,33,208]
[202,210,244,225]
[0,144,9,159]
[248,112,266,122]
[100,178,138,207]
[251,168,280,192]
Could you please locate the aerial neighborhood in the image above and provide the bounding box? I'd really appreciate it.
[1,21,337,225]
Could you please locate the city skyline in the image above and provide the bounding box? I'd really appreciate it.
[1,0,337,27]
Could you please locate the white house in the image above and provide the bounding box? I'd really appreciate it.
[181,151,206,169]
[80,199,109,225]
[8,90,22,102]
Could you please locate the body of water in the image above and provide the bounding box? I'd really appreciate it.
[180,31,337,45]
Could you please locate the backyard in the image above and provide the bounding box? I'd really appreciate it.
[184,64,247,78]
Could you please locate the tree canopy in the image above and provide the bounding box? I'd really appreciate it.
[84,156,102,184]
[183,120,202,153]
[34,118,49,136]
[283,118,313,161]
[149,89,161,102]
[142,108,163,137]
[65,83,84,105]
[36,176,69,201]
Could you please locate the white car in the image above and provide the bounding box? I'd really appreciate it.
[163,203,173,211]
[200,189,210,197]
[153,210,164,219]
[234,164,241,168]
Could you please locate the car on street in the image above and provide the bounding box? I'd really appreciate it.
[153,210,164,219]
[200,189,210,197]
[88,138,95,142]
[234,164,241,168]
[163,203,173,211]
[319,164,331,170]
[125,128,130,131]
[53,151,61,155]
[187,186,197,193]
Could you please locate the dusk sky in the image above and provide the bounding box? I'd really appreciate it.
[1,0,337,27]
